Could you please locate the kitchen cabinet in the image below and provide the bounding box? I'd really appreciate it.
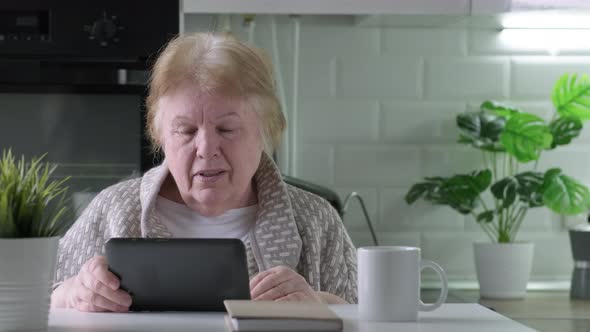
[182,0,509,15]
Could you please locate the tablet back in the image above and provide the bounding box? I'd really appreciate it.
[105,238,251,311]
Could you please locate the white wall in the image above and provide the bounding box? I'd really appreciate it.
[184,15,590,283]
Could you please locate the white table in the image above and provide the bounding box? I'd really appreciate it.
[48,304,537,332]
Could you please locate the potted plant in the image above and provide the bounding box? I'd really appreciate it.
[405,73,590,299]
[0,150,72,331]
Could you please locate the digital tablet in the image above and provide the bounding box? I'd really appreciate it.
[105,238,251,312]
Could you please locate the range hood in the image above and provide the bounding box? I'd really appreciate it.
[182,0,590,29]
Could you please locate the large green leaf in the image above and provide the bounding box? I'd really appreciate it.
[472,169,493,192]
[405,177,447,205]
[552,73,590,121]
[435,170,492,214]
[491,172,545,210]
[542,168,590,215]
[405,181,439,204]
[491,177,518,208]
[514,171,544,207]
[477,210,494,223]
[457,112,506,152]
[548,116,583,149]
[500,113,553,162]
[480,100,521,120]
[405,170,492,215]
[440,170,491,195]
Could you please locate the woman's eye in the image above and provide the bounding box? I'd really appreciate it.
[177,128,196,135]
[218,128,235,133]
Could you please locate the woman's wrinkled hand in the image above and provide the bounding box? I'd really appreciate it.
[56,256,132,312]
[250,265,322,303]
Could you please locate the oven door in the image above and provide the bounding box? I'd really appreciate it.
[0,89,143,215]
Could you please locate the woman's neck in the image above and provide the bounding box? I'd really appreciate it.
[158,174,258,211]
[159,174,185,204]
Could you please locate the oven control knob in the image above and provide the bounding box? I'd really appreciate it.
[86,11,122,47]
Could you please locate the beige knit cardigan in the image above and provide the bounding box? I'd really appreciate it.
[55,154,358,303]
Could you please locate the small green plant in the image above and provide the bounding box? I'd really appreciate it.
[0,150,73,238]
[405,73,590,243]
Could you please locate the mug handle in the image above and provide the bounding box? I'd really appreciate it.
[418,259,448,312]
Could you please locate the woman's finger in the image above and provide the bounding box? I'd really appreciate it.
[79,271,132,308]
[250,271,292,299]
[75,283,127,312]
[250,265,292,289]
[276,291,306,302]
[84,256,120,290]
[249,269,274,291]
[254,280,297,301]
[75,301,108,312]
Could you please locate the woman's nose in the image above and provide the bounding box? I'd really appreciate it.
[195,128,220,159]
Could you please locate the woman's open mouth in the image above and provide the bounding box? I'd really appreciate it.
[195,170,226,183]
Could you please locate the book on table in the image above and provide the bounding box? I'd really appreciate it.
[223,300,343,332]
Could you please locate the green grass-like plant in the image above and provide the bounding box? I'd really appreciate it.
[0,150,73,238]
[406,73,590,243]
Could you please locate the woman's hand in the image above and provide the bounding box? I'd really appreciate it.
[51,256,132,312]
[250,265,322,303]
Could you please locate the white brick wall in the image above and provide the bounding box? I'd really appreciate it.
[298,99,379,142]
[334,145,421,186]
[294,144,334,186]
[337,56,423,98]
[335,187,378,231]
[425,57,510,99]
[383,29,467,56]
[301,26,380,58]
[381,101,465,143]
[184,17,590,283]
[512,57,590,98]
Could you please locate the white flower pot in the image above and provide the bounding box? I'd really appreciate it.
[0,237,59,332]
[473,242,534,299]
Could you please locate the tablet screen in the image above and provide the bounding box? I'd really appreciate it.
[105,238,251,311]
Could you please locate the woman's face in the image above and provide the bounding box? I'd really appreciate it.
[159,84,263,216]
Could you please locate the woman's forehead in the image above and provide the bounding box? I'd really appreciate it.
[159,87,249,120]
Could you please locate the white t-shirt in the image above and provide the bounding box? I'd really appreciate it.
[155,195,258,241]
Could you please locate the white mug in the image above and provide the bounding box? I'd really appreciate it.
[358,246,448,322]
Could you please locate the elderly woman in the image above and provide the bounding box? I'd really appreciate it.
[50,32,357,312]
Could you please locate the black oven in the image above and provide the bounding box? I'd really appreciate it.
[0,0,178,211]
